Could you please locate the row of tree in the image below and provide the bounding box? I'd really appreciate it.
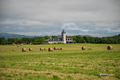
[71,35,120,44]
[0,36,49,45]
[0,34,120,45]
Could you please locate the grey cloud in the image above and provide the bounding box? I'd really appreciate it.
[61,22,120,37]
[0,0,120,22]
[0,22,120,37]
[0,0,120,37]
[0,20,58,27]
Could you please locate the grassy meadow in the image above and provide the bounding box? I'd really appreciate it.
[0,44,120,80]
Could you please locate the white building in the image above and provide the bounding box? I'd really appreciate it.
[45,30,75,44]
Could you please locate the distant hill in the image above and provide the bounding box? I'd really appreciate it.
[0,33,91,39]
[0,33,120,39]
[103,34,120,39]
[0,33,36,39]
[76,35,91,37]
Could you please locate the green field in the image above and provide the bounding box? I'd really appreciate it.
[0,44,120,80]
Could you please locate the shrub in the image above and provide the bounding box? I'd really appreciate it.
[1,41,6,45]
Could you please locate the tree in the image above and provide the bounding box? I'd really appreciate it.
[74,35,85,43]
[0,37,2,44]
[106,39,112,44]
[44,36,49,39]
[36,37,45,44]
[7,38,15,44]
[114,39,118,44]
[0,37,7,45]
[89,37,95,43]
[72,36,76,41]
[15,38,21,44]
[75,35,81,43]
[80,37,85,43]
[83,36,89,43]
[83,36,87,41]
[76,38,80,43]
[21,37,30,44]
[1,41,6,45]
[94,37,99,43]
[102,38,107,44]
[51,35,57,38]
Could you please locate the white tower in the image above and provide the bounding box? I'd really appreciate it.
[61,30,66,44]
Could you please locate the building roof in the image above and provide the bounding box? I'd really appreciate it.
[45,36,73,42]
[45,30,74,42]
[66,36,72,38]
[45,38,63,41]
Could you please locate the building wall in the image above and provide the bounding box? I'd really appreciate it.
[61,31,66,44]
[63,33,66,44]
[45,41,64,44]
[48,41,64,44]
[45,30,75,44]
[66,38,73,41]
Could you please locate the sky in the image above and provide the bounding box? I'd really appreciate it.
[0,0,120,37]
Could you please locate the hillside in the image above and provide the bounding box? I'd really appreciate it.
[0,33,120,40]
[0,33,90,39]
[0,33,42,39]
[103,34,120,39]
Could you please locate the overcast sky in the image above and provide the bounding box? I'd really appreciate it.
[0,0,120,37]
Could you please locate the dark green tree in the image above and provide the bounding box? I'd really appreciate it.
[114,39,118,44]
[80,37,85,43]
[7,38,15,43]
[51,35,57,38]
[1,41,7,45]
[94,37,99,43]
[0,37,7,44]
[44,35,49,39]
[36,37,45,44]
[21,37,30,44]
[89,37,95,43]
[83,36,89,43]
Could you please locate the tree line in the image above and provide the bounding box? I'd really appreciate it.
[71,35,120,44]
[0,36,49,45]
[0,34,120,45]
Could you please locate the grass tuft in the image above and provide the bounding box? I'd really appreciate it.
[53,75,60,80]
[87,48,92,50]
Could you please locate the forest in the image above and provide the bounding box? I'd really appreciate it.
[0,34,120,45]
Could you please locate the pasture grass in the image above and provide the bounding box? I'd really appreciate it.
[0,44,120,80]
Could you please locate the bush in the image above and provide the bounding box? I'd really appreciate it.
[17,43,20,45]
[1,41,7,45]
[57,42,64,44]
[52,43,57,44]
[7,42,12,45]
[33,42,41,45]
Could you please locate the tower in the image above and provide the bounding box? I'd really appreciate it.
[61,30,66,44]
